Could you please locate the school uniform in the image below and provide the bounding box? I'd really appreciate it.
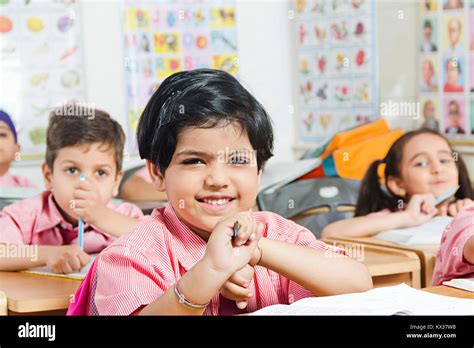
[432,203,474,286]
[69,203,346,315]
[0,190,143,254]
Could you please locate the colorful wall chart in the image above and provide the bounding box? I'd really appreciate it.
[294,0,378,145]
[121,0,239,151]
[419,0,474,137]
[0,0,87,158]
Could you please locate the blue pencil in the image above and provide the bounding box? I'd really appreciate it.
[435,186,459,206]
[78,174,86,250]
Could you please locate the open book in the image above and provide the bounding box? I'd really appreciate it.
[250,284,473,315]
[20,254,97,280]
[258,158,321,195]
[374,216,453,246]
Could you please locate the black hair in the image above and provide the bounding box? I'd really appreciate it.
[423,20,432,30]
[137,68,274,173]
[355,128,473,216]
[46,106,125,173]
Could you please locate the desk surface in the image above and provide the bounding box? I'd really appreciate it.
[329,236,439,287]
[323,238,421,289]
[422,285,473,299]
[0,271,82,313]
[1,271,471,315]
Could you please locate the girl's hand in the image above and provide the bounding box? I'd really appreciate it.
[71,178,107,226]
[203,212,264,277]
[442,198,473,217]
[403,193,438,227]
[220,263,255,309]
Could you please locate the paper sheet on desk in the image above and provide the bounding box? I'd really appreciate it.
[443,278,474,292]
[374,216,453,246]
[20,254,97,280]
[258,158,321,194]
[251,284,474,315]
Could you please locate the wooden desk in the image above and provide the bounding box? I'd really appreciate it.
[0,271,82,315]
[328,236,438,287]
[323,239,421,288]
[422,285,474,299]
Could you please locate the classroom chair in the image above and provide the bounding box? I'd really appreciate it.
[257,177,360,238]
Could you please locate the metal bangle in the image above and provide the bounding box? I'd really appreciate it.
[174,281,209,309]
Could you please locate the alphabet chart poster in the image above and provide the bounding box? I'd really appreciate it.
[419,0,474,138]
[0,0,87,158]
[120,0,239,151]
[294,0,378,145]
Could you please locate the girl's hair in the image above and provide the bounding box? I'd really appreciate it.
[355,128,473,216]
[137,69,274,173]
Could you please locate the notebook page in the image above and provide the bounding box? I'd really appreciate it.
[375,216,453,246]
[20,254,97,280]
[251,284,473,315]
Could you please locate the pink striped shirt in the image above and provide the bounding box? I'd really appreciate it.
[88,203,347,315]
[0,172,37,188]
[0,190,143,254]
[432,203,474,286]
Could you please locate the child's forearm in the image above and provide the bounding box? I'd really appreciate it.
[321,211,410,238]
[0,245,59,271]
[464,235,474,265]
[90,208,140,237]
[139,258,229,315]
[258,238,372,296]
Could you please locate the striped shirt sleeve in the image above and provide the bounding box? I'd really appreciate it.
[93,245,169,315]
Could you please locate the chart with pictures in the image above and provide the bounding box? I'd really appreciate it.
[294,0,378,145]
[121,0,239,151]
[419,0,474,137]
[0,0,87,158]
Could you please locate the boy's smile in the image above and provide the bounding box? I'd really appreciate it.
[151,123,261,240]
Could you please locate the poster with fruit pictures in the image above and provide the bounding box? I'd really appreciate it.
[419,0,474,138]
[0,0,87,158]
[121,0,239,151]
[294,0,378,145]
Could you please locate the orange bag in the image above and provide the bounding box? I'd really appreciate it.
[300,119,404,180]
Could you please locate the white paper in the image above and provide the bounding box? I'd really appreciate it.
[374,216,453,246]
[443,278,474,292]
[21,254,97,280]
[251,284,474,315]
[258,158,321,194]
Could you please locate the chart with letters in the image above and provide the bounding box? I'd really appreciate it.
[120,0,239,151]
[294,0,378,145]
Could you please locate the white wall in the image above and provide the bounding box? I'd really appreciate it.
[10,0,296,188]
[8,0,473,187]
